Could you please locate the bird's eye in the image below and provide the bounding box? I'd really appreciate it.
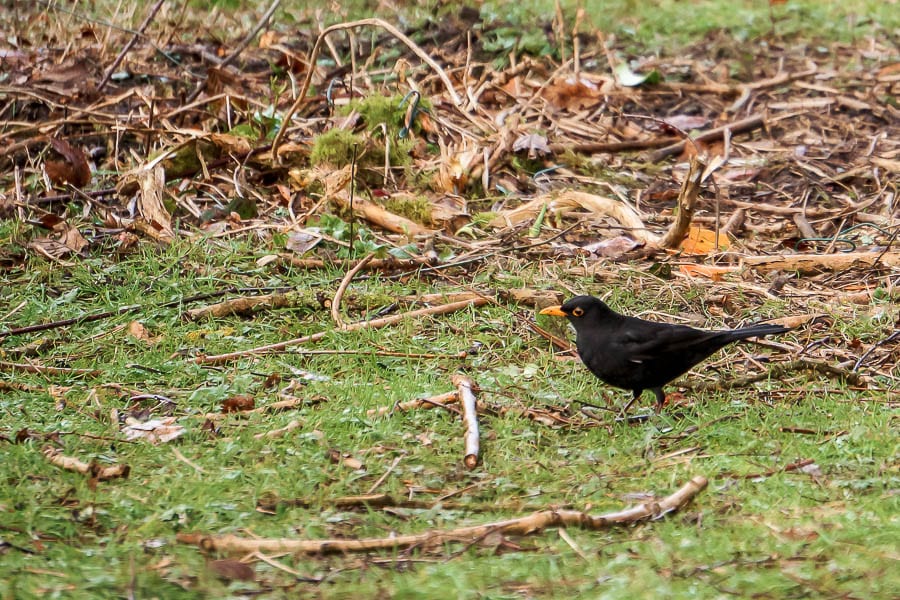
[572,307,584,317]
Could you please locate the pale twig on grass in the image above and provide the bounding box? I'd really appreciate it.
[43,446,130,481]
[279,255,434,270]
[255,419,303,440]
[366,391,461,417]
[177,476,708,554]
[0,361,99,376]
[453,374,480,469]
[194,297,490,364]
[366,455,403,495]
[331,251,376,328]
[687,358,864,392]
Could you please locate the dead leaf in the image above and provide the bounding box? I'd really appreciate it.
[122,417,186,444]
[127,321,157,344]
[542,76,604,110]
[208,559,255,582]
[44,138,91,188]
[512,133,551,158]
[662,115,710,132]
[285,231,322,254]
[136,165,174,243]
[679,227,730,255]
[28,215,88,259]
[221,395,255,413]
[582,236,641,258]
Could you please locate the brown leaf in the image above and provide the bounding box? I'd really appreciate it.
[679,264,739,281]
[127,321,157,344]
[28,216,89,259]
[221,395,255,413]
[45,138,91,188]
[542,76,604,110]
[512,133,551,158]
[208,559,255,582]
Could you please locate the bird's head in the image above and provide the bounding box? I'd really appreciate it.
[539,295,614,325]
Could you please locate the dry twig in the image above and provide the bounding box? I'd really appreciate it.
[658,155,706,249]
[177,475,708,554]
[42,446,130,481]
[194,296,490,364]
[453,374,480,469]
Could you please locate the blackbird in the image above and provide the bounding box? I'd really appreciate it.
[540,295,791,412]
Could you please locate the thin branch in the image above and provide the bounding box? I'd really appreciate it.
[177,476,708,554]
[658,155,706,249]
[98,0,166,92]
[648,114,765,162]
[331,251,376,328]
[194,296,490,364]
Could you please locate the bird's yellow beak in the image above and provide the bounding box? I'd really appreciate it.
[539,305,567,317]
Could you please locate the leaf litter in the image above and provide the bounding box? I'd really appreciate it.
[0,1,898,596]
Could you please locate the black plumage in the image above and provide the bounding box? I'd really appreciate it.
[540,295,791,412]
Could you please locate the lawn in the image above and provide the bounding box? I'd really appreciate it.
[1,1,897,598]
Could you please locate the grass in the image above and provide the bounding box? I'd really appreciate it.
[2,0,898,598]
[1,232,897,599]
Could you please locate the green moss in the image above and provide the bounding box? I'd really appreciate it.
[309,129,365,167]
[384,195,433,225]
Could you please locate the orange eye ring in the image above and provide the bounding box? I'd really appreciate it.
[572,307,584,317]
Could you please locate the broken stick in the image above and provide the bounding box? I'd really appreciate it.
[658,155,707,249]
[43,446,130,481]
[453,374,480,469]
[176,476,708,554]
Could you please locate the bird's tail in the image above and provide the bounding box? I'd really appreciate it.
[728,323,791,340]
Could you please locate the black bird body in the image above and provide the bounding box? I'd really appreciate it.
[540,295,791,411]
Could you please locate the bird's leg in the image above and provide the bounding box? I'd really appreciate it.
[652,388,667,413]
[616,390,642,418]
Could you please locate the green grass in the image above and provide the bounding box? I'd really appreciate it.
[2,0,898,597]
[1,233,897,599]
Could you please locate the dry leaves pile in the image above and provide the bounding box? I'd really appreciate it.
[2,2,897,388]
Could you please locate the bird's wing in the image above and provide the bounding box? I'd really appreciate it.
[617,319,720,362]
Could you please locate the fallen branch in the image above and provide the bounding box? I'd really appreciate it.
[658,155,706,249]
[648,114,765,162]
[182,293,297,321]
[491,189,659,245]
[548,136,680,155]
[741,251,900,273]
[329,189,431,236]
[42,446,130,481]
[193,296,491,364]
[453,374,480,469]
[279,255,435,270]
[727,458,816,480]
[177,475,708,554]
[0,361,100,376]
